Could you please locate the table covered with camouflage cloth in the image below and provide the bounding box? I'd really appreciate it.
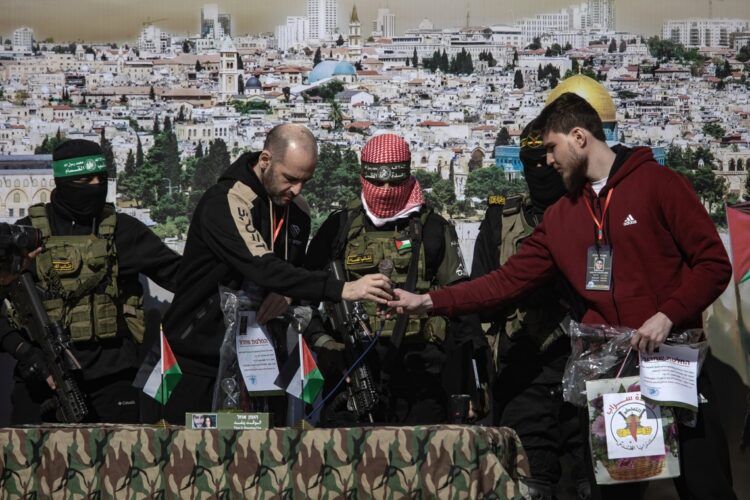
[0,424,528,499]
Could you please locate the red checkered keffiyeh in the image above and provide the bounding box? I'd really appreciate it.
[361,134,411,164]
[360,176,424,226]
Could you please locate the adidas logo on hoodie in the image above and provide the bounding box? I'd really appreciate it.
[623,214,638,226]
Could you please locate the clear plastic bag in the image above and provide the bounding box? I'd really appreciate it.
[562,321,709,407]
[211,286,262,411]
[212,285,315,413]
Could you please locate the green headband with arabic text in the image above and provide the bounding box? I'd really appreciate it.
[52,154,107,178]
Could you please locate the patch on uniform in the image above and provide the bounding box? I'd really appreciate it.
[395,238,412,254]
[52,260,75,272]
[488,195,506,206]
[346,254,374,265]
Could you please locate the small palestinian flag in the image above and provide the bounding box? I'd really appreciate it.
[274,335,324,404]
[395,238,412,254]
[727,201,750,285]
[133,329,182,404]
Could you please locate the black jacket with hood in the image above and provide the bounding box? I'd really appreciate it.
[163,151,344,376]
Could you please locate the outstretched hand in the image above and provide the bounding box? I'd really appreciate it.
[342,273,393,303]
[380,289,433,317]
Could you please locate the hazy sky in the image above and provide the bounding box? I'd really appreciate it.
[1,0,749,43]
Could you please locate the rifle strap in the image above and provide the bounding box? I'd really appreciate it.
[389,216,423,350]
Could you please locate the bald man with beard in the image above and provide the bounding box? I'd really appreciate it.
[159,124,392,422]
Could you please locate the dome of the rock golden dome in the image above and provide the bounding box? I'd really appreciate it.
[545,74,616,123]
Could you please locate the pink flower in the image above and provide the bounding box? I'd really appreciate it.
[591,396,604,412]
[592,415,606,437]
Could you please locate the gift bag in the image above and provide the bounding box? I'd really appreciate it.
[586,375,680,484]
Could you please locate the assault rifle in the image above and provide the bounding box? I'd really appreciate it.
[8,273,88,423]
[327,260,381,423]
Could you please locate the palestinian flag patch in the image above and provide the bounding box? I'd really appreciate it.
[395,238,412,254]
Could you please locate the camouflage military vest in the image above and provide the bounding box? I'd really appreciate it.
[29,203,145,343]
[498,195,568,351]
[342,202,445,342]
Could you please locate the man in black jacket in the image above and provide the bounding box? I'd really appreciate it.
[162,124,392,422]
[1,139,181,424]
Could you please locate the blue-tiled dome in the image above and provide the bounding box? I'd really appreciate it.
[308,59,356,83]
[245,75,262,89]
[333,60,356,77]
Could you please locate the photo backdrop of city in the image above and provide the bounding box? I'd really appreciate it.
[0,0,749,249]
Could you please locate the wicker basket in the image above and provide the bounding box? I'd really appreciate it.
[604,456,665,481]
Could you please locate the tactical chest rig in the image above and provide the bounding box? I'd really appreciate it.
[498,195,568,351]
[338,201,446,344]
[28,204,144,343]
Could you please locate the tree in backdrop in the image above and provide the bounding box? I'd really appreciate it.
[303,143,361,230]
[136,135,144,170]
[232,99,272,114]
[647,36,704,64]
[702,123,726,140]
[491,127,511,158]
[118,126,182,209]
[182,40,190,54]
[187,138,231,218]
[737,44,750,63]
[151,216,190,239]
[665,144,728,219]
[99,129,116,178]
[35,129,66,154]
[117,149,137,200]
[315,80,345,101]
[336,34,344,47]
[425,178,457,216]
[313,47,322,66]
[608,39,617,53]
[440,50,449,72]
[195,60,203,72]
[328,101,344,130]
[513,69,524,89]
[414,169,440,191]
[412,48,418,67]
[619,39,627,52]
[478,50,497,67]
[149,85,155,101]
[464,167,527,209]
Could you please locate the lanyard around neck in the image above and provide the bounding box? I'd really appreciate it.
[583,188,614,244]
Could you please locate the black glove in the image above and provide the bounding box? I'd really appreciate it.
[14,342,50,383]
[316,340,346,377]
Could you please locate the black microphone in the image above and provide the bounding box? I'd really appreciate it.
[377,259,394,314]
[378,259,394,281]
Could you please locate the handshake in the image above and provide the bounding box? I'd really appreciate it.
[340,275,434,317]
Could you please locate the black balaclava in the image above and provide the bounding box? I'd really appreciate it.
[520,120,566,215]
[51,139,108,225]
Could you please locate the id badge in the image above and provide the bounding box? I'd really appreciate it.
[585,245,612,291]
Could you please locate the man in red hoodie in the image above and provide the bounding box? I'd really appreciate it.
[388,92,736,499]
